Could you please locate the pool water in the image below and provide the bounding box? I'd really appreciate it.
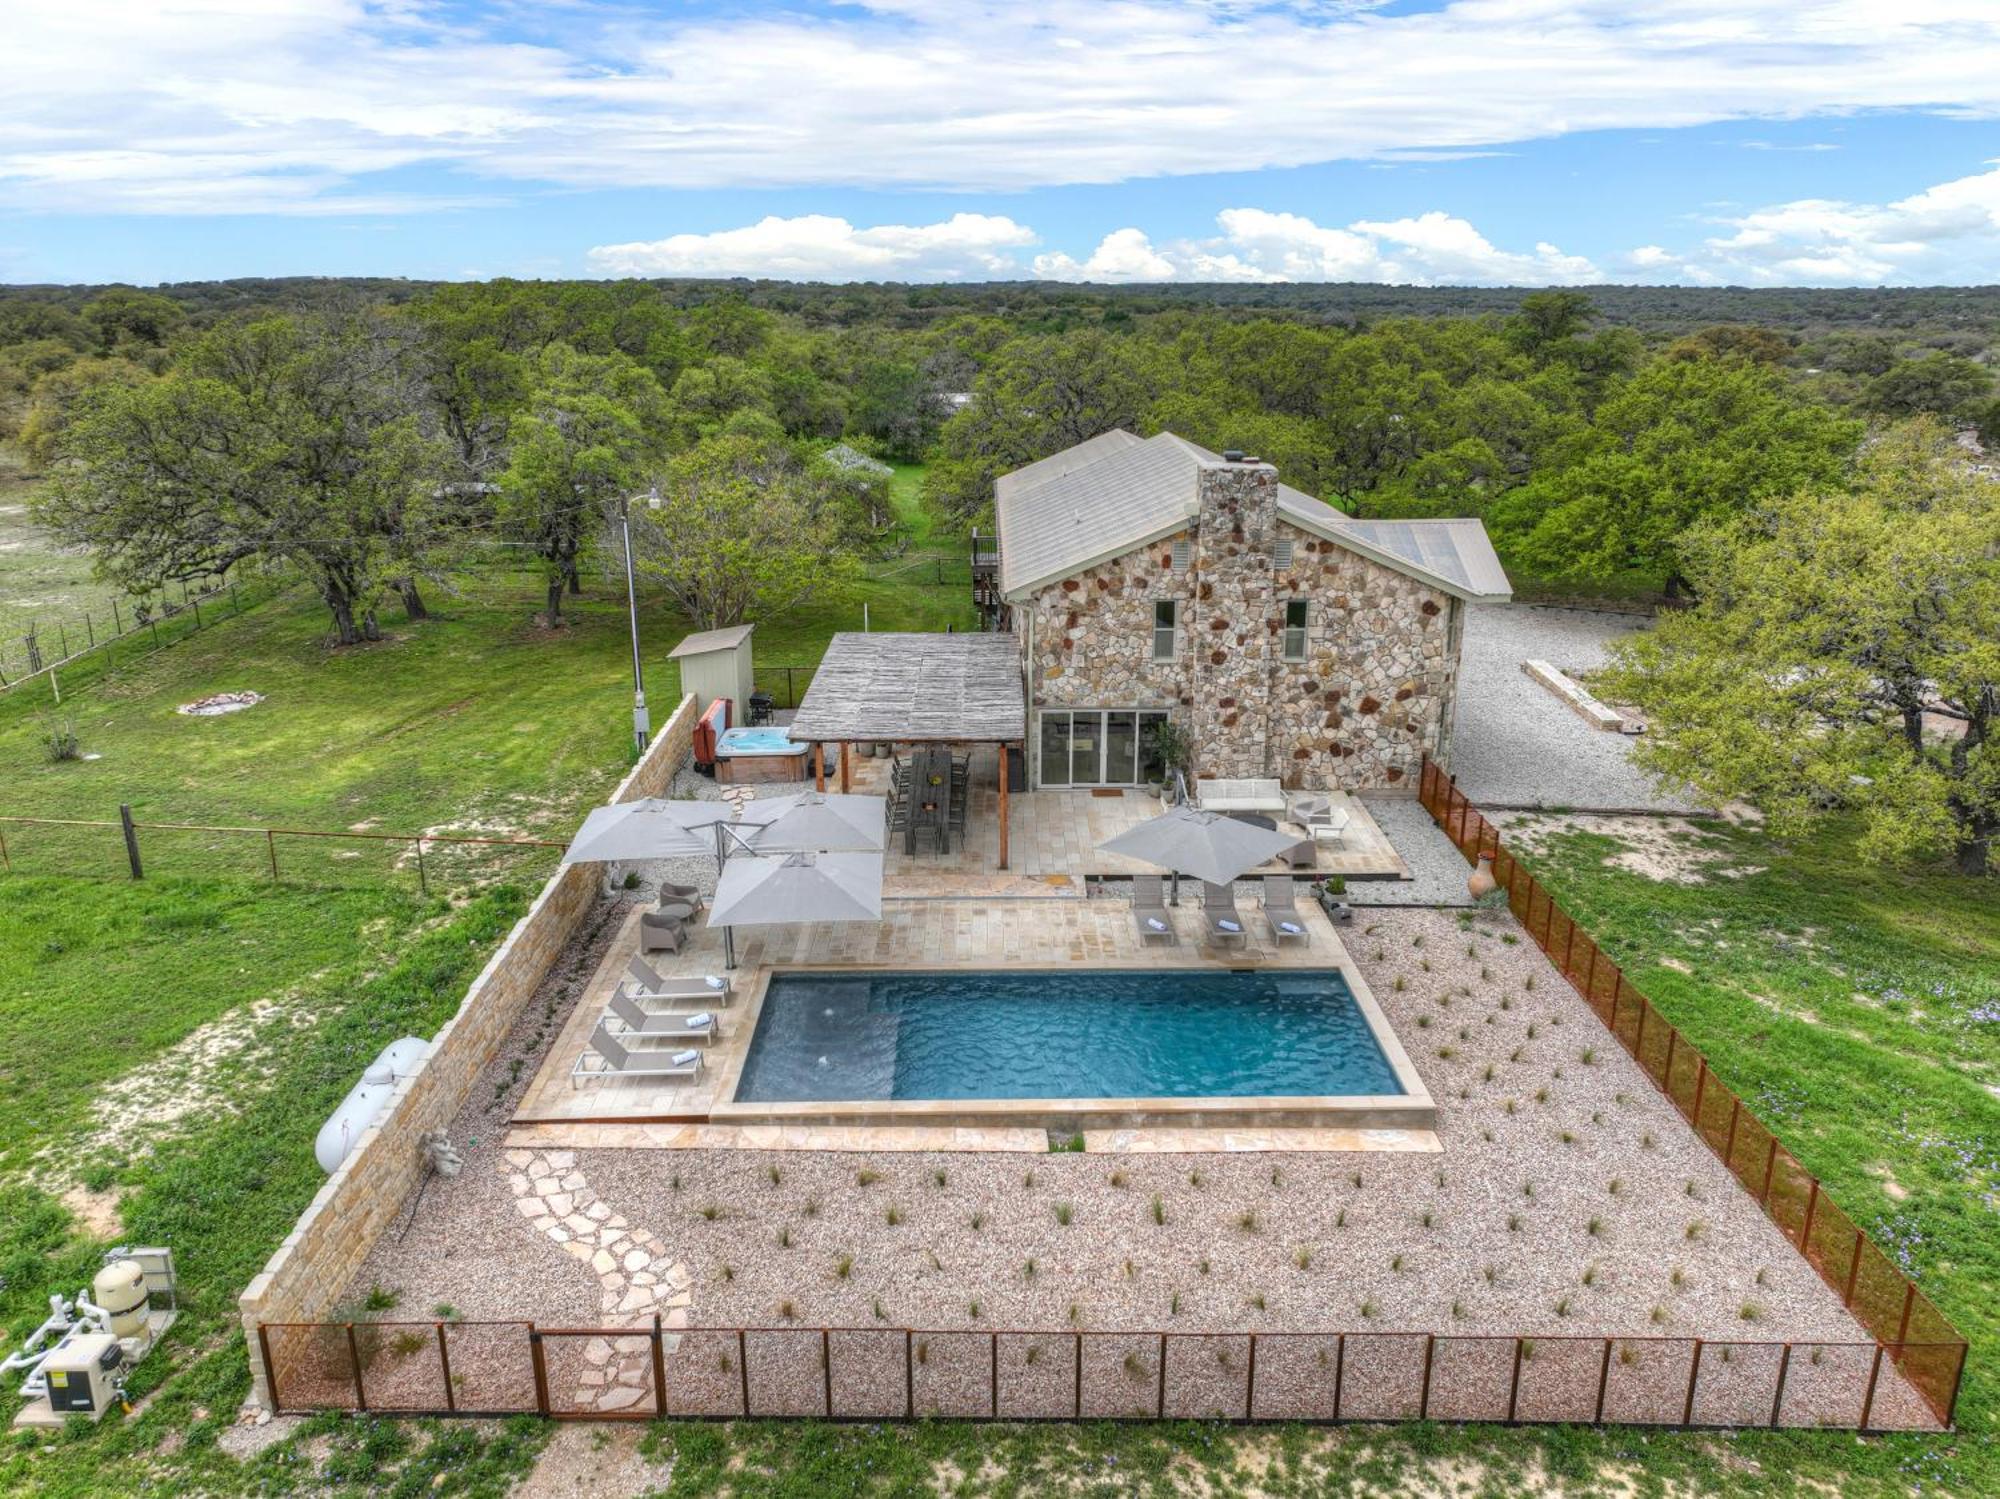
[734,969,1403,1103]
[716,726,801,756]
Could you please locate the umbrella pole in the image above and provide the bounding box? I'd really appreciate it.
[1170,869,1180,906]
[724,926,736,970]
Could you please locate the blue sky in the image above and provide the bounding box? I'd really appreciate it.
[4,1,2000,287]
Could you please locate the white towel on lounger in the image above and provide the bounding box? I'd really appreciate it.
[1218,919,1241,933]
[1279,921,1303,935]
[1145,917,1168,932]
[672,1049,699,1066]
[684,1012,713,1028]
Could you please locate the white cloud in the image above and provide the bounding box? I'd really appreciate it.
[4,2,2000,212]
[1032,208,1601,286]
[1666,161,2000,284]
[588,213,1036,279]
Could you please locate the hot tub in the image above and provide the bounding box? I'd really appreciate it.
[715,725,813,784]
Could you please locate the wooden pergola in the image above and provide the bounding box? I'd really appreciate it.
[786,632,1027,868]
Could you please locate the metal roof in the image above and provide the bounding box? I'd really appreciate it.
[668,623,755,658]
[786,632,1026,744]
[994,429,1511,603]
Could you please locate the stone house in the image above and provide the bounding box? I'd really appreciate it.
[991,430,1511,791]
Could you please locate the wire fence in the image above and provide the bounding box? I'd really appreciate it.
[0,810,566,895]
[0,564,285,691]
[256,1317,1950,1430]
[1416,757,1968,1429]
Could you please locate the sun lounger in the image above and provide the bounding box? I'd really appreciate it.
[570,1023,704,1088]
[625,957,733,1006]
[1261,875,1309,946]
[604,989,718,1042]
[1129,874,1178,946]
[1202,880,1249,948]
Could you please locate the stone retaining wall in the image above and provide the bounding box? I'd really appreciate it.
[238,694,697,1408]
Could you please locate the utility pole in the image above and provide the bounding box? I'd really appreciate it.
[620,491,653,755]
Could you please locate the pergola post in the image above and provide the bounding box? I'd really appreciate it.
[815,741,826,792]
[998,741,1011,870]
[839,740,852,794]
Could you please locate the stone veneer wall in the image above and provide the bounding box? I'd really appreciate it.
[1022,460,1463,791]
[237,694,697,1409]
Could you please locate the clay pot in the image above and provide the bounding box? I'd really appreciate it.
[1467,855,1498,900]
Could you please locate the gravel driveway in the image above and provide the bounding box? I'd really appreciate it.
[1451,604,1703,813]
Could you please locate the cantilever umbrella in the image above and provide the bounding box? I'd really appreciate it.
[1097,807,1302,901]
[707,850,885,929]
[560,797,781,865]
[741,791,886,855]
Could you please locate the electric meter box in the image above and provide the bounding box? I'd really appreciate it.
[41,1334,122,1418]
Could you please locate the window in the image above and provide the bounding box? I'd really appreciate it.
[1282,599,1309,661]
[1170,537,1191,572]
[1151,600,1178,661]
[1271,537,1294,570]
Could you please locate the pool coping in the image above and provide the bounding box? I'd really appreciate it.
[703,957,1436,1134]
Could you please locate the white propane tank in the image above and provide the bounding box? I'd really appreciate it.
[91,1260,149,1340]
[315,1037,429,1173]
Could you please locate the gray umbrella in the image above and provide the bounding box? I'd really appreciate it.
[561,797,781,865]
[706,850,885,928]
[1097,807,1301,888]
[743,791,886,854]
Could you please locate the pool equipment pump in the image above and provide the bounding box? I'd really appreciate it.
[5,1246,179,1429]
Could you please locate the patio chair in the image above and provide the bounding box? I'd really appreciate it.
[638,910,688,955]
[1201,880,1249,948]
[625,957,733,1006]
[1289,793,1351,847]
[656,879,704,915]
[605,989,718,1043]
[570,1024,704,1089]
[1260,875,1310,946]
[1129,874,1178,946]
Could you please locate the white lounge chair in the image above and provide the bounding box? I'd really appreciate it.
[605,989,718,1042]
[571,1024,704,1088]
[625,957,734,1006]
[1261,875,1310,946]
[1202,881,1249,948]
[1130,874,1178,946]
[1289,794,1351,847]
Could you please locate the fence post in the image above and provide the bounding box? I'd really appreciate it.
[1418,1333,1435,1419]
[1724,1097,1742,1174]
[346,1323,368,1412]
[1073,1333,1083,1419]
[1156,1333,1167,1417]
[267,829,280,883]
[258,1323,281,1412]
[905,1329,914,1417]
[650,1315,666,1416]
[1798,1180,1820,1253]
[1858,1344,1886,1432]
[529,1329,551,1415]
[1768,1344,1791,1427]
[113,598,123,636]
[1680,1339,1703,1425]
[192,594,201,629]
[1759,1138,1779,1206]
[1245,1333,1257,1420]
[120,804,143,879]
[1506,1337,1525,1423]
[85,612,94,649]
[822,1328,833,1417]
[737,1329,750,1415]
[989,1333,998,1418]
[1593,1340,1612,1423]
[1331,1333,1345,1420]
[437,1322,455,1413]
[415,837,428,896]
[58,621,69,661]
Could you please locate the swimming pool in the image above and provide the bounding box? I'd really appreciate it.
[732,968,1410,1105]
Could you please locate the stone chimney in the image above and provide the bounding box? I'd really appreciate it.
[1189,455,1279,779]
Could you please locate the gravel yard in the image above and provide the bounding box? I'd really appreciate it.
[1452,603,1702,812]
[348,903,1926,1427]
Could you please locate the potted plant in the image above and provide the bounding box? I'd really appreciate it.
[1146,719,1191,800]
[1316,875,1352,922]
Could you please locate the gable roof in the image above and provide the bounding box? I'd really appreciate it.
[995,430,1512,603]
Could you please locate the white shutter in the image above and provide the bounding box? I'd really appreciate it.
[1170,538,1191,572]
[1270,538,1294,570]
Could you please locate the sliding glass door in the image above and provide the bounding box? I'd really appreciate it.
[1037,709,1171,786]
